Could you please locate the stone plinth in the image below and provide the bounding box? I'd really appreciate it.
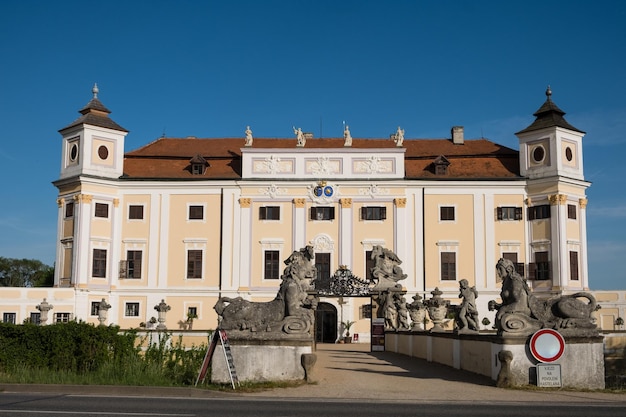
[493,335,605,389]
[385,331,605,390]
[210,338,314,384]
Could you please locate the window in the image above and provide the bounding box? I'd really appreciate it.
[264,250,280,280]
[188,205,204,220]
[3,312,16,324]
[91,302,100,316]
[567,204,577,220]
[95,203,109,218]
[528,205,550,220]
[570,251,579,281]
[92,249,107,278]
[259,206,280,220]
[440,206,455,221]
[192,163,204,175]
[55,313,71,323]
[30,312,41,325]
[315,253,331,282]
[129,205,144,220]
[127,250,142,279]
[502,252,525,278]
[497,207,522,221]
[360,304,372,319]
[65,201,74,218]
[361,206,387,221]
[441,252,456,280]
[187,306,198,318]
[187,250,203,279]
[531,251,550,280]
[311,206,335,221]
[125,303,140,317]
[365,250,376,280]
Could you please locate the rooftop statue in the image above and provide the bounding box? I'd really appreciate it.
[393,126,404,146]
[343,124,352,147]
[214,246,317,337]
[244,126,253,146]
[293,126,306,147]
[489,258,600,337]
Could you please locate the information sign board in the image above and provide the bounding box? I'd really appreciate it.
[537,363,562,387]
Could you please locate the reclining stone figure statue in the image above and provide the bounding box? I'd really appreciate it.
[214,246,318,336]
[488,258,599,337]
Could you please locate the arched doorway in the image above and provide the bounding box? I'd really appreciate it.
[315,302,337,343]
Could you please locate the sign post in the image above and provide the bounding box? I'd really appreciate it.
[529,328,565,387]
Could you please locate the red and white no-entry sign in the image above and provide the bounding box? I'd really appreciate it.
[529,328,565,362]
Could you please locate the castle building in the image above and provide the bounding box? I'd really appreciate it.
[3,85,624,340]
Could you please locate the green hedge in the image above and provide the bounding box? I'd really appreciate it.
[0,321,138,373]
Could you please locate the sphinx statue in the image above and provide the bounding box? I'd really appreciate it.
[488,258,600,337]
[214,246,318,337]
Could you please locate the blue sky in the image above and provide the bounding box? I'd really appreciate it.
[1,1,625,289]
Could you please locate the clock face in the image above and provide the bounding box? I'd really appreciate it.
[323,186,334,197]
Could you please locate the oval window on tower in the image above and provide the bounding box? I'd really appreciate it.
[532,146,545,163]
[98,145,109,160]
[565,147,573,162]
[69,143,79,162]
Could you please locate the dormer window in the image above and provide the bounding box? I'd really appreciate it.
[189,154,209,175]
[433,155,450,175]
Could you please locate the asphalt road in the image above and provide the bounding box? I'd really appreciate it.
[0,393,625,417]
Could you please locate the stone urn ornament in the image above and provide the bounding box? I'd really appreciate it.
[424,287,450,332]
[97,298,111,326]
[408,293,427,330]
[154,299,171,330]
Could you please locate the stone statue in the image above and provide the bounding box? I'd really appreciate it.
[36,298,53,325]
[380,291,398,330]
[293,127,306,147]
[488,258,600,336]
[214,246,318,336]
[244,126,253,146]
[393,126,404,146]
[455,279,479,334]
[396,295,410,330]
[154,299,171,330]
[343,124,352,147]
[370,245,407,290]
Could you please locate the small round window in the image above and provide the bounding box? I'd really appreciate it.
[98,145,109,160]
[69,143,78,161]
[532,146,545,163]
[565,147,573,161]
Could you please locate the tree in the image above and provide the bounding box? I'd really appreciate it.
[0,257,54,287]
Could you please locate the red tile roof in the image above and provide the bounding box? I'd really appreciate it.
[122,137,520,180]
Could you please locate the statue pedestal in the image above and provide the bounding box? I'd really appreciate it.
[494,334,605,389]
[210,337,314,383]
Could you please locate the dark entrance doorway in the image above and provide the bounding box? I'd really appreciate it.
[315,302,337,343]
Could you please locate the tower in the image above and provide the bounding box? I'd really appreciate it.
[54,85,128,290]
[516,87,591,292]
[58,84,128,180]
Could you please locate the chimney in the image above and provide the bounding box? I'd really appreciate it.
[451,126,464,145]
